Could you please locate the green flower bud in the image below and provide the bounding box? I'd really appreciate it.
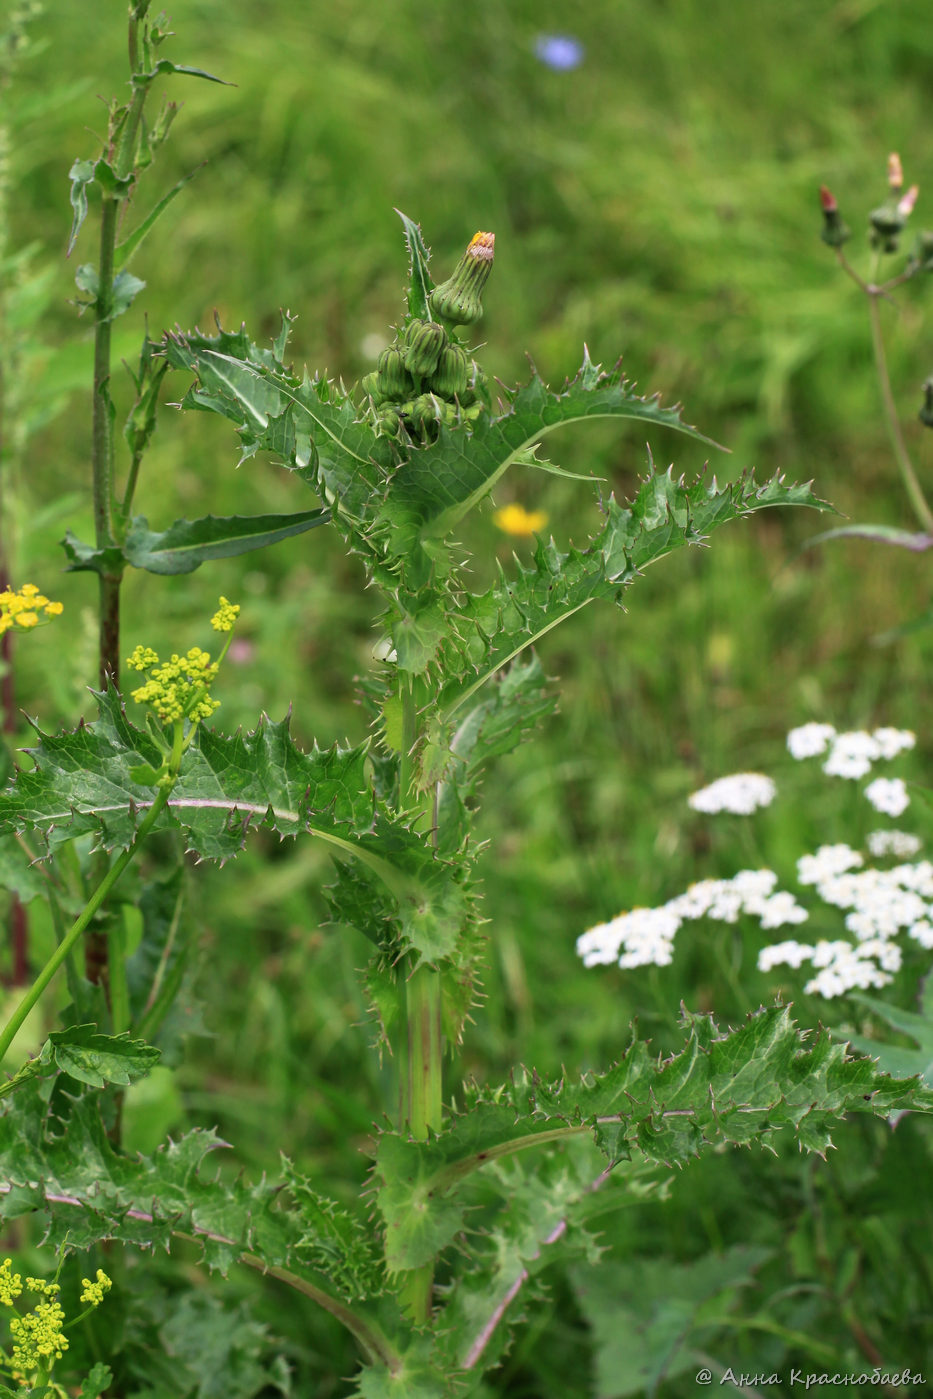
[909,230,933,273]
[869,198,905,253]
[819,186,850,249]
[360,371,382,400]
[402,320,447,377]
[920,377,933,429]
[377,346,415,400]
[428,231,495,325]
[429,342,470,398]
[404,392,442,428]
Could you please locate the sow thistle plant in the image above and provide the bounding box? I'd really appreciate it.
[0,9,932,1395]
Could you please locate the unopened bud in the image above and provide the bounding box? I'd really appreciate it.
[910,229,933,273]
[376,345,415,400]
[898,184,919,219]
[920,377,933,429]
[428,231,495,325]
[401,320,448,377]
[869,198,905,252]
[429,342,470,398]
[819,186,850,248]
[888,152,904,191]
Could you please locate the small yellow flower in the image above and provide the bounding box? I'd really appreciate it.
[0,583,63,635]
[492,503,549,537]
[79,1269,112,1307]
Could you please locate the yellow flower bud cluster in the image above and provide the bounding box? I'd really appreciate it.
[127,644,221,723]
[79,1268,112,1307]
[1,1257,113,1381]
[210,596,240,633]
[0,583,63,635]
[7,1273,67,1371]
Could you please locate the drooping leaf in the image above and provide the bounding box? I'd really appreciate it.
[122,508,330,574]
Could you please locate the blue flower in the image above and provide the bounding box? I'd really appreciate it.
[533,34,584,71]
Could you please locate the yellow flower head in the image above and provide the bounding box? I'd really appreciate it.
[492,503,549,538]
[0,583,63,636]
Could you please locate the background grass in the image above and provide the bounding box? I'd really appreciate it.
[3,0,933,1393]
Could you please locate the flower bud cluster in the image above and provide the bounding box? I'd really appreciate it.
[362,232,494,440]
[1,1256,113,1381]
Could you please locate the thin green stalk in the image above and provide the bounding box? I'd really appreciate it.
[0,786,170,1064]
[866,290,933,532]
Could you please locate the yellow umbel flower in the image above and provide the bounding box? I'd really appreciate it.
[79,1269,112,1307]
[10,1277,68,1370]
[0,583,63,635]
[0,1258,22,1306]
[492,503,549,537]
[211,596,240,633]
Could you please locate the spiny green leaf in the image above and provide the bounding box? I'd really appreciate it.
[395,209,434,322]
[0,687,375,863]
[435,655,558,850]
[376,352,723,558]
[0,1079,387,1310]
[429,467,831,698]
[372,1005,933,1272]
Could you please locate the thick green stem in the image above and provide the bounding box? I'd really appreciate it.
[392,675,445,1323]
[866,283,933,533]
[0,787,169,1064]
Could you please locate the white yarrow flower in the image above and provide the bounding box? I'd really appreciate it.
[822,730,881,780]
[867,829,921,859]
[864,776,909,817]
[688,773,776,815]
[871,727,916,759]
[797,844,862,886]
[786,722,836,759]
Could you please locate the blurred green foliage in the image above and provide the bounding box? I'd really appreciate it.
[3,0,933,1393]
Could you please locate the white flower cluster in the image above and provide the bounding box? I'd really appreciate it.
[576,868,808,973]
[757,845,933,995]
[578,723,928,1001]
[787,721,915,782]
[687,773,776,814]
